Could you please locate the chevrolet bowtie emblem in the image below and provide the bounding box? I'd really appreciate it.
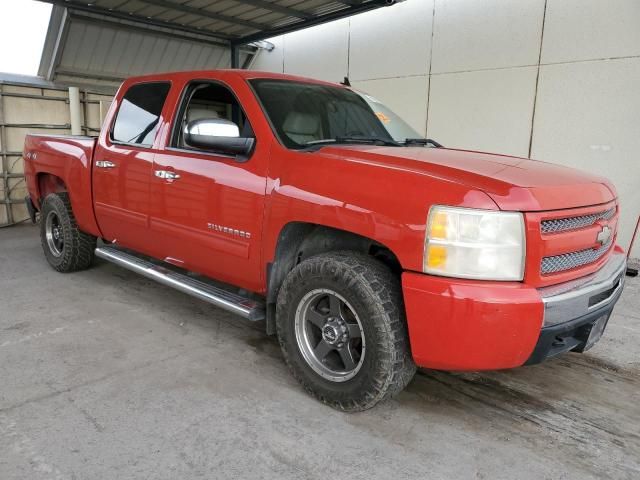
[596,225,611,247]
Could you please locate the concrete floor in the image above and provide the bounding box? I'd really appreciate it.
[1,224,639,480]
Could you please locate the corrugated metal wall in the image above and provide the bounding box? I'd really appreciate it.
[0,81,113,226]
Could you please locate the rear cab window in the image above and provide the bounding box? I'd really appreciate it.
[111,82,171,146]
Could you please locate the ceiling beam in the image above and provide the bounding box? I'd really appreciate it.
[37,0,235,43]
[42,7,70,80]
[136,0,266,30]
[67,11,232,47]
[55,67,125,83]
[234,0,312,19]
[234,0,394,45]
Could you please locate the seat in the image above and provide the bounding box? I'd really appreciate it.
[186,106,220,124]
[282,112,322,145]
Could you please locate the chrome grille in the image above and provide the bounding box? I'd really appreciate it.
[541,237,613,275]
[541,208,615,234]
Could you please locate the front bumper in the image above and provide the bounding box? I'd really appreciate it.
[525,249,626,364]
[402,248,626,371]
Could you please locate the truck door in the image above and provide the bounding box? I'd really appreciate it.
[150,79,268,293]
[92,82,170,256]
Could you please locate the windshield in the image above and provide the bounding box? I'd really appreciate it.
[249,79,421,149]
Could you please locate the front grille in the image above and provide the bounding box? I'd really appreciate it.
[541,208,615,234]
[541,237,613,275]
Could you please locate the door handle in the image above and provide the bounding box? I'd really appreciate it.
[96,160,116,168]
[155,170,181,180]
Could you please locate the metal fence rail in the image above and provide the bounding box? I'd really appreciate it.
[0,81,112,227]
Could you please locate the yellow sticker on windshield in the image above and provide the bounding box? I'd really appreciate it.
[375,112,390,123]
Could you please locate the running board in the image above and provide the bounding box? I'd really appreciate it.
[95,246,265,321]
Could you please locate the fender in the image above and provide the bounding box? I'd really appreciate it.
[24,134,102,237]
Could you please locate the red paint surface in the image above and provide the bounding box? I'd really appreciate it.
[22,70,623,370]
[23,135,101,237]
[402,272,544,370]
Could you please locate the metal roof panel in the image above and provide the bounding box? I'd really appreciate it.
[37,0,398,84]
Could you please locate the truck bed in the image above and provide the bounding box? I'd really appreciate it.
[23,133,100,237]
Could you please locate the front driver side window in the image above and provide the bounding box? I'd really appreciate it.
[173,82,254,153]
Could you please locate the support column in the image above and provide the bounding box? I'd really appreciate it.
[68,86,82,136]
[0,84,13,225]
[230,44,240,69]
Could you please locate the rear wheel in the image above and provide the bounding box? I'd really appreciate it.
[276,251,416,411]
[40,192,96,272]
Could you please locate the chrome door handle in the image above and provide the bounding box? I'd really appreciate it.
[155,170,181,180]
[96,160,116,168]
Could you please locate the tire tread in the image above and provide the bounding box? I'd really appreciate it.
[40,192,96,272]
[276,251,416,411]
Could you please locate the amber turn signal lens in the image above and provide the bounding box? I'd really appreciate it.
[429,211,448,240]
[426,245,447,268]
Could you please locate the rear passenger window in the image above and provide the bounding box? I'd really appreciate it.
[111,82,170,146]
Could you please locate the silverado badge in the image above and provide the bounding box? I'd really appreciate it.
[207,222,251,239]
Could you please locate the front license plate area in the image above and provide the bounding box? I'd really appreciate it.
[584,314,610,350]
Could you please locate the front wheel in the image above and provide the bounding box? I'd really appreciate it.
[39,192,96,272]
[276,251,416,411]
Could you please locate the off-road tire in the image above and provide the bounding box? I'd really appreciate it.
[276,251,416,411]
[40,192,96,272]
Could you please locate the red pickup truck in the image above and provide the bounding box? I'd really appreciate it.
[24,70,626,411]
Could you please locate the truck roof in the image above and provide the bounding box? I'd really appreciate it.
[119,69,346,88]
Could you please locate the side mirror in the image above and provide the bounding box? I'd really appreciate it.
[184,118,254,157]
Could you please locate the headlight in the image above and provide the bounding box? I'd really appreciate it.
[424,206,525,281]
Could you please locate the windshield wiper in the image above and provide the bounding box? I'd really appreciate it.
[403,138,443,147]
[304,136,401,148]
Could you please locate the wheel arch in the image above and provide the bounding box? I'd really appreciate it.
[36,173,68,208]
[265,221,402,335]
[34,171,102,238]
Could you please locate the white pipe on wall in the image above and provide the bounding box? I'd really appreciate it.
[68,87,82,136]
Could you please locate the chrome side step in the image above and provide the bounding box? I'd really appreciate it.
[95,246,265,321]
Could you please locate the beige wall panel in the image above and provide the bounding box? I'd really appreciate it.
[11,203,28,221]
[8,177,27,198]
[542,0,640,64]
[427,66,537,157]
[2,85,42,95]
[6,127,70,151]
[283,19,349,82]
[6,174,28,224]
[44,89,70,98]
[4,97,70,125]
[349,0,433,81]
[431,0,545,74]
[251,35,284,73]
[7,155,23,174]
[100,101,113,126]
[86,93,115,103]
[86,102,107,132]
[531,58,640,256]
[352,75,429,136]
[1,85,106,224]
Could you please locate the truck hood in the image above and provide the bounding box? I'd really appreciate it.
[319,145,615,211]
